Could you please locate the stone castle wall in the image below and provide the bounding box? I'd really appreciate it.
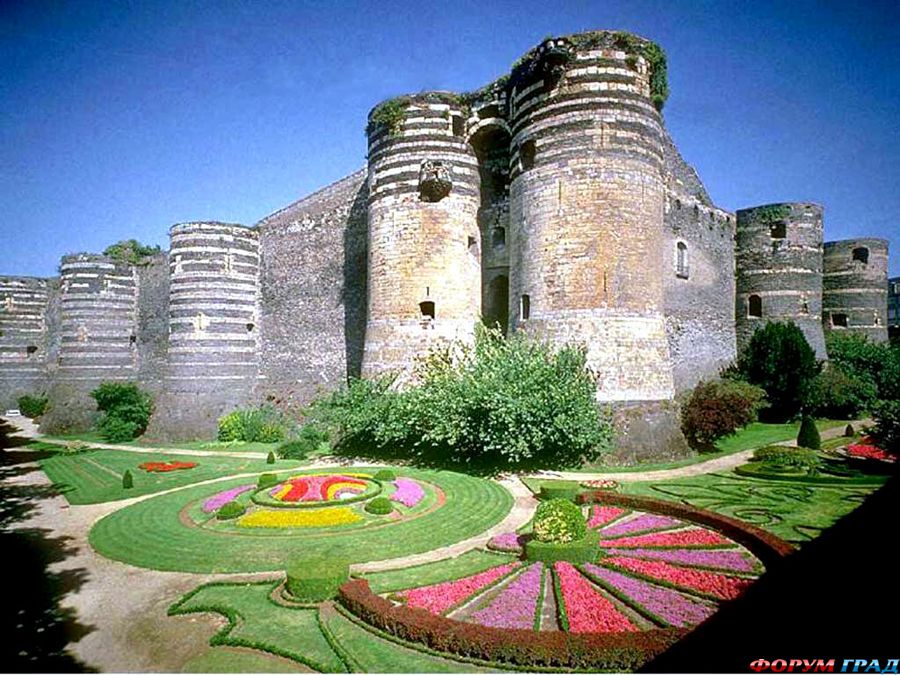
[0,276,53,409]
[823,238,889,343]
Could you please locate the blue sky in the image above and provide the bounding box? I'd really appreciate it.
[1,0,898,277]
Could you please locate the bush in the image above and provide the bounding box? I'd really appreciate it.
[806,364,877,419]
[103,239,161,264]
[680,379,767,451]
[364,496,393,515]
[539,485,579,502]
[285,558,349,602]
[310,325,613,473]
[796,416,821,450]
[266,451,275,464]
[122,469,133,489]
[276,425,329,460]
[373,469,396,482]
[257,473,279,489]
[524,529,598,563]
[845,424,855,437]
[737,321,820,422]
[90,382,153,441]
[216,500,246,520]
[826,333,900,402]
[533,498,587,544]
[17,394,48,419]
[752,445,820,471]
[871,400,900,455]
[217,406,294,443]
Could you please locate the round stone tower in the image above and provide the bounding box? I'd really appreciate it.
[823,238,889,343]
[42,254,138,431]
[0,276,51,409]
[507,32,674,402]
[362,93,481,378]
[149,221,260,439]
[734,203,827,358]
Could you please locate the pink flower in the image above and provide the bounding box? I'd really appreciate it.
[599,527,731,549]
[396,563,519,615]
[604,556,752,600]
[587,505,627,529]
[554,562,637,633]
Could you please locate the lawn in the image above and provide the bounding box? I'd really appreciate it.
[170,581,501,673]
[89,467,514,572]
[42,431,283,455]
[39,449,301,504]
[362,549,516,594]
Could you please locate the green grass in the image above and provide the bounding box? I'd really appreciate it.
[90,467,514,572]
[619,471,880,543]
[43,431,283,455]
[39,449,301,504]
[180,647,308,673]
[572,419,851,473]
[171,581,498,673]
[362,549,515,594]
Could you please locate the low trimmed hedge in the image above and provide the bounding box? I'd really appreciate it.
[338,579,684,670]
[257,473,279,489]
[576,491,795,564]
[373,469,397,482]
[538,485,579,502]
[524,529,598,564]
[285,558,350,602]
[365,496,393,515]
[216,501,246,520]
[734,462,887,486]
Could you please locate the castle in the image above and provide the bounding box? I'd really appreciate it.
[0,31,890,460]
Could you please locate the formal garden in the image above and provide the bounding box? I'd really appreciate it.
[6,323,900,672]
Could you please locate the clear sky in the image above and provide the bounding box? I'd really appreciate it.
[1,0,898,277]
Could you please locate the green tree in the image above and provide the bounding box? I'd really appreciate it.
[103,239,162,264]
[737,321,820,422]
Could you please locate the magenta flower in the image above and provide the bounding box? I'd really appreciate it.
[468,563,543,629]
[599,513,683,538]
[390,477,425,508]
[202,484,253,513]
[396,563,520,615]
[606,547,759,573]
[587,505,627,529]
[554,562,637,633]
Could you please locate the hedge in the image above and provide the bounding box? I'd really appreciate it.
[285,558,350,602]
[525,529,599,564]
[338,579,685,671]
[538,485,579,502]
[365,496,394,515]
[734,463,888,486]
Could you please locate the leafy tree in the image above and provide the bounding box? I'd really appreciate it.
[806,363,877,419]
[90,382,153,441]
[737,321,820,422]
[681,379,767,452]
[871,400,900,455]
[825,333,900,402]
[103,239,162,265]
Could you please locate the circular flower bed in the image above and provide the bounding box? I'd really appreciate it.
[139,460,197,473]
[251,473,382,509]
[580,478,620,491]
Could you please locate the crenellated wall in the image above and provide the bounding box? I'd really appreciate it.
[735,203,827,359]
[823,238,889,343]
[0,276,53,409]
[362,95,482,379]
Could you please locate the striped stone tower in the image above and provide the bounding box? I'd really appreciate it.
[148,221,260,439]
[823,238,889,343]
[0,276,52,409]
[362,93,482,378]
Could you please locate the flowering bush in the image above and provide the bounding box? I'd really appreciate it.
[533,498,587,544]
[395,563,520,615]
[389,478,425,508]
[680,378,766,450]
[553,562,636,633]
[587,505,627,529]
[599,527,730,549]
[583,564,713,628]
[203,484,253,513]
[604,556,752,600]
[580,479,620,491]
[139,460,197,473]
[469,564,543,629]
[237,506,362,528]
[599,513,683,538]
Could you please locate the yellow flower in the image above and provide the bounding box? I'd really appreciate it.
[237,507,362,529]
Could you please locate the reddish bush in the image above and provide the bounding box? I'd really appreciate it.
[681,379,766,451]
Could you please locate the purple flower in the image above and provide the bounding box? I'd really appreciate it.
[202,484,254,513]
[390,478,424,508]
[488,532,526,553]
[600,513,684,538]
[604,547,759,573]
[468,563,543,629]
[583,563,714,628]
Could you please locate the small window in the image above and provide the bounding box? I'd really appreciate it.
[675,199,682,210]
[520,294,531,320]
[492,227,506,249]
[852,247,869,264]
[770,222,787,239]
[519,140,536,171]
[831,313,848,327]
[451,115,464,137]
[676,242,689,279]
[129,335,137,345]
[26,345,38,356]
[748,295,762,318]
[467,236,477,252]
[246,323,255,332]
[799,297,810,315]
[419,301,435,320]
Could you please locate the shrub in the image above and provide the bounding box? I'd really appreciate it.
[17,394,48,419]
[373,469,396,482]
[533,498,587,545]
[752,446,820,471]
[103,239,161,264]
[680,379,767,451]
[737,321,820,422]
[871,400,900,455]
[257,473,279,489]
[276,425,329,460]
[806,364,877,419]
[539,485,579,502]
[364,496,393,515]
[217,406,294,443]
[311,325,613,473]
[796,416,821,450]
[90,382,153,441]
[525,529,599,563]
[216,500,246,520]
[845,424,855,437]
[826,333,900,402]
[266,451,275,464]
[121,469,133,489]
[285,558,349,602]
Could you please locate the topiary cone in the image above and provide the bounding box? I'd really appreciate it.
[797,416,821,450]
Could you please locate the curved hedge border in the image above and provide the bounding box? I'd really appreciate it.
[576,490,795,565]
[338,579,685,671]
[734,463,889,486]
